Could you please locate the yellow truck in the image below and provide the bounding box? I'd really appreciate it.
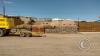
[0,16,44,37]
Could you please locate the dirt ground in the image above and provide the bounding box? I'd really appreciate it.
[0,32,100,56]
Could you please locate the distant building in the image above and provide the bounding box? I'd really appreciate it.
[51,18,77,27]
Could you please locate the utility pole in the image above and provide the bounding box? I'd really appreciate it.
[1,0,6,17]
[77,17,80,32]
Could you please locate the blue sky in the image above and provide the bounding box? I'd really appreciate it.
[0,0,100,20]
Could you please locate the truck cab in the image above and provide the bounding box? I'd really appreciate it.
[0,16,14,36]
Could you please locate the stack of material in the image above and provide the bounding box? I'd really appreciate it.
[32,25,45,33]
[7,16,24,26]
[13,18,24,26]
[45,26,78,33]
[15,24,32,29]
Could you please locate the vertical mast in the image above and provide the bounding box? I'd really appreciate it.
[1,0,6,17]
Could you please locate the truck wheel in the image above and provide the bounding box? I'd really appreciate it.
[26,33,32,37]
[0,29,4,37]
[20,33,25,37]
[4,30,10,36]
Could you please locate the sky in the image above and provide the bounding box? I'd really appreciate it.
[0,0,100,20]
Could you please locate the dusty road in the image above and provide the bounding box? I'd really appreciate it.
[0,32,100,56]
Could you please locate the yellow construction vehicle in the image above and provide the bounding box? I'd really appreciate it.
[0,16,14,36]
[0,16,44,37]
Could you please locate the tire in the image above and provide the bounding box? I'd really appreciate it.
[0,29,4,37]
[25,33,32,37]
[20,32,25,37]
[4,30,10,36]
